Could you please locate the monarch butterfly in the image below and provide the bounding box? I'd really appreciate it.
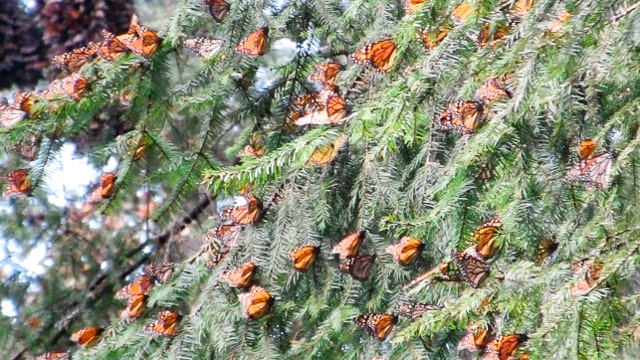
[128,135,148,160]
[121,294,147,320]
[144,310,182,337]
[122,14,160,57]
[239,133,266,158]
[351,39,397,73]
[404,0,426,14]
[571,260,603,295]
[355,313,398,341]
[473,216,502,259]
[385,236,425,266]
[70,326,103,347]
[534,237,558,265]
[309,61,344,86]
[116,274,154,299]
[397,301,439,321]
[0,100,27,129]
[42,74,88,101]
[453,248,489,288]
[239,285,273,319]
[203,0,230,23]
[144,262,176,284]
[220,262,256,288]
[340,253,376,281]
[9,134,40,161]
[53,46,96,73]
[309,134,347,165]
[91,30,129,61]
[482,333,528,360]
[476,22,509,48]
[36,352,70,360]
[294,95,348,126]
[3,169,32,196]
[439,100,484,134]
[402,261,456,290]
[235,27,269,57]
[578,138,597,160]
[331,231,365,259]
[476,77,512,104]
[565,151,615,188]
[289,245,321,272]
[220,193,263,225]
[202,223,245,249]
[452,3,473,23]
[86,172,116,203]
[185,37,225,60]
[457,324,493,352]
[503,0,535,17]
[418,26,448,50]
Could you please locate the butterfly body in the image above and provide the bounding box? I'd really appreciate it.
[439,100,484,134]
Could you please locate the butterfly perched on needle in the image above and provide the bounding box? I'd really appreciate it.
[3,168,32,196]
[235,27,269,57]
[351,39,397,73]
[0,91,32,129]
[476,76,511,104]
[144,262,176,284]
[396,301,439,321]
[570,260,603,296]
[340,253,376,281]
[309,61,344,86]
[294,94,348,126]
[476,22,510,48]
[202,0,230,23]
[121,14,161,57]
[219,193,263,225]
[453,247,490,288]
[70,326,103,347]
[457,323,493,353]
[239,285,273,319]
[385,236,425,266]
[116,274,154,299]
[144,310,182,337]
[220,261,256,288]
[36,352,70,360]
[53,46,96,73]
[40,74,89,101]
[91,30,129,61]
[289,245,321,272]
[184,37,225,60]
[473,216,502,259]
[331,231,365,259]
[355,313,398,341]
[565,151,615,188]
[481,333,528,360]
[439,100,484,134]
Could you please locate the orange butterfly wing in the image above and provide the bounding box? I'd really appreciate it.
[453,248,489,287]
[340,254,376,281]
[91,30,129,61]
[289,245,320,271]
[220,262,256,287]
[566,151,614,188]
[53,47,96,73]
[355,313,398,340]
[239,285,273,319]
[122,294,147,320]
[235,27,269,57]
[484,334,528,360]
[309,134,347,165]
[220,193,263,225]
[404,0,426,14]
[116,274,154,299]
[309,61,344,86]
[203,0,230,23]
[144,310,181,337]
[452,3,473,23]
[476,22,509,48]
[578,138,597,159]
[439,100,484,134]
[331,231,365,258]
[352,39,397,73]
[385,236,425,266]
[3,168,32,196]
[144,262,176,284]
[36,352,70,360]
[473,217,502,259]
[70,326,103,346]
[122,15,160,57]
[419,26,448,50]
